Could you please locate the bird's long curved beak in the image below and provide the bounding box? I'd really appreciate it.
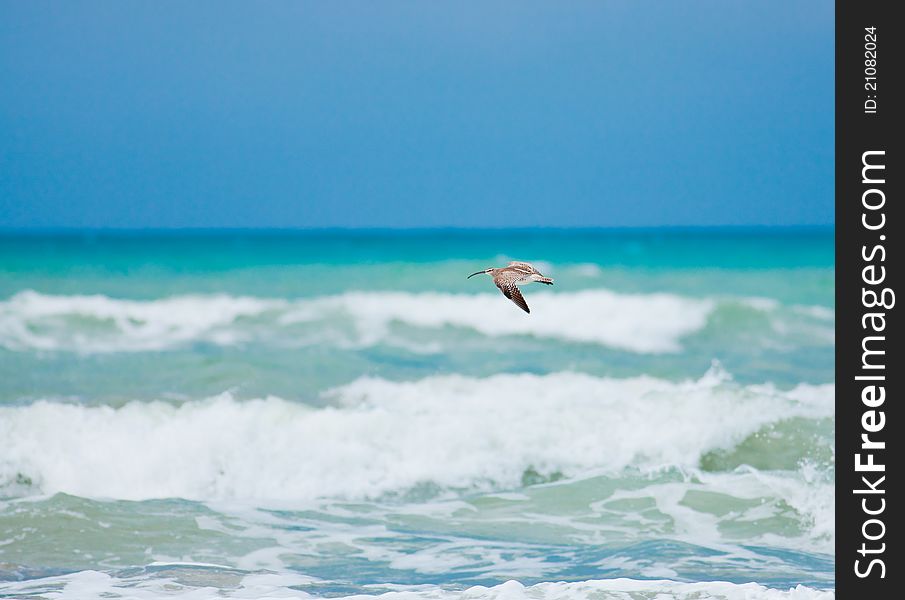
[467,270,486,279]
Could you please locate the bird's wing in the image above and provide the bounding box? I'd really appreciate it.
[507,261,538,274]
[497,280,530,313]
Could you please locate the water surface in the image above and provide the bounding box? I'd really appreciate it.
[0,229,834,599]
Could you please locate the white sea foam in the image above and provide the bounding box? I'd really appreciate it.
[569,262,604,277]
[0,290,285,352]
[0,289,713,353]
[792,304,836,320]
[281,289,713,353]
[0,570,835,600]
[0,368,833,503]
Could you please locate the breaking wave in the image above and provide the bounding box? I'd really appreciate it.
[0,570,834,600]
[0,290,833,355]
[1,368,832,503]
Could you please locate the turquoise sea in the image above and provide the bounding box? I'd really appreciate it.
[0,230,834,599]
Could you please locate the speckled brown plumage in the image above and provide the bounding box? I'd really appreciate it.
[466,261,554,313]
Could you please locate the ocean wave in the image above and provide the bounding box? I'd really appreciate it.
[0,368,833,503]
[0,290,834,355]
[396,579,833,600]
[0,289,712,354]
[280,289,715,353]
[0,569,834,600]
[0,291,285,353]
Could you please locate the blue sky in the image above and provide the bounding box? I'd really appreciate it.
[0,1,833,229]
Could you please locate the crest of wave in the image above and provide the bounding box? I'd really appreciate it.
[282,289,713,352]
[0,289,712,353]
[0,290,284,352]
[0,572,834,600]
[1,366,832,503]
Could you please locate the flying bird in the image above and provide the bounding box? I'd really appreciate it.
[467,261,553,313]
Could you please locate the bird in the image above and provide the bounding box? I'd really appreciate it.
[467,261,553,313]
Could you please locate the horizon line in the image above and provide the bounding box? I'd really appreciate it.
[0,224,835,236]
